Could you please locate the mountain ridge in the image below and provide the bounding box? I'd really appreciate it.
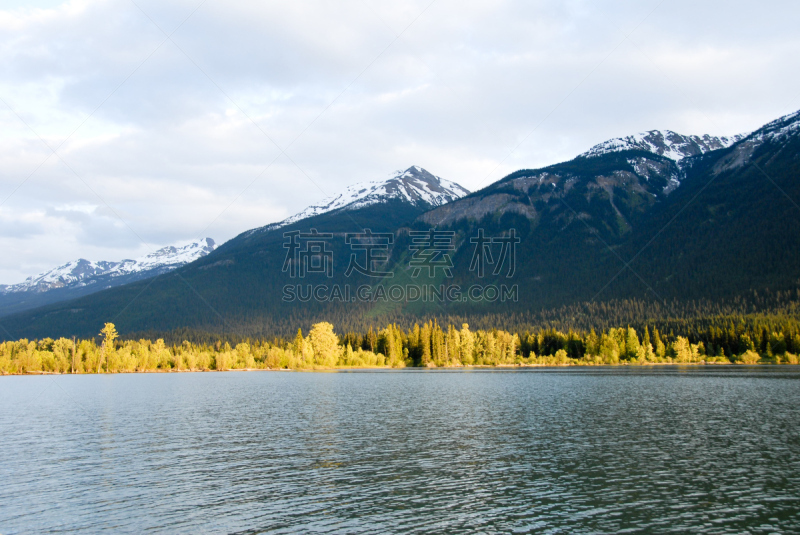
[1,238,216,295]
[2,109,799,339]
[579,129,744,162]
[422,111,800,229]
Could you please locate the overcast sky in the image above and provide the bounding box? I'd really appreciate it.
[0,0,798,283]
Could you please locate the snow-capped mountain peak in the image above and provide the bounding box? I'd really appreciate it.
[580,130,745,162]
[0,238,216,295]
[251,166,470,234]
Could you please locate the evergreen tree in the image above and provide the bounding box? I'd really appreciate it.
[460,324,475,365]
[653,327,666,359]
[625,327,640,361]
[293,329,304,355]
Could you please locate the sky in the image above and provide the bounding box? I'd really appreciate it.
[0,0,798,283]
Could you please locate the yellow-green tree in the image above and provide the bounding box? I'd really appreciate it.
[99,323,118,373]
[308,322,340,367]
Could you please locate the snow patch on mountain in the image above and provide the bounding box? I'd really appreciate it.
[250,166,469,235]
[0,238,216,295]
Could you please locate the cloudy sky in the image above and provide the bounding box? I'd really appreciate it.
[0,0,798,283]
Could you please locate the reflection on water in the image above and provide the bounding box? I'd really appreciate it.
[2,367,800,533]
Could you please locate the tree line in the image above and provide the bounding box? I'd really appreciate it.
[115,288,800,346]
[2,315,799,374]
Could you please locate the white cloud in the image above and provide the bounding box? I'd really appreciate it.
[0,0,798,282]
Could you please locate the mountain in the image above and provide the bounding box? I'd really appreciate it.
[0,238,216,317]
[2,111,799,341]
[245,166,470,236]
[418,110,800,307]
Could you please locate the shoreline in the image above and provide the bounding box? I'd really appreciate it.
[3,361,797,376]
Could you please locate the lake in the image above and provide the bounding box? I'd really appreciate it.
[2,367,800,533]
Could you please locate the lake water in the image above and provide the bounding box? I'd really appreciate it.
[2,367,800,533]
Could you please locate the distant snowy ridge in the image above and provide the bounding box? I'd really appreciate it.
[580,130,746,162]
[0,238,216,295]
[745,109,800,144]
[249,166,470,235]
